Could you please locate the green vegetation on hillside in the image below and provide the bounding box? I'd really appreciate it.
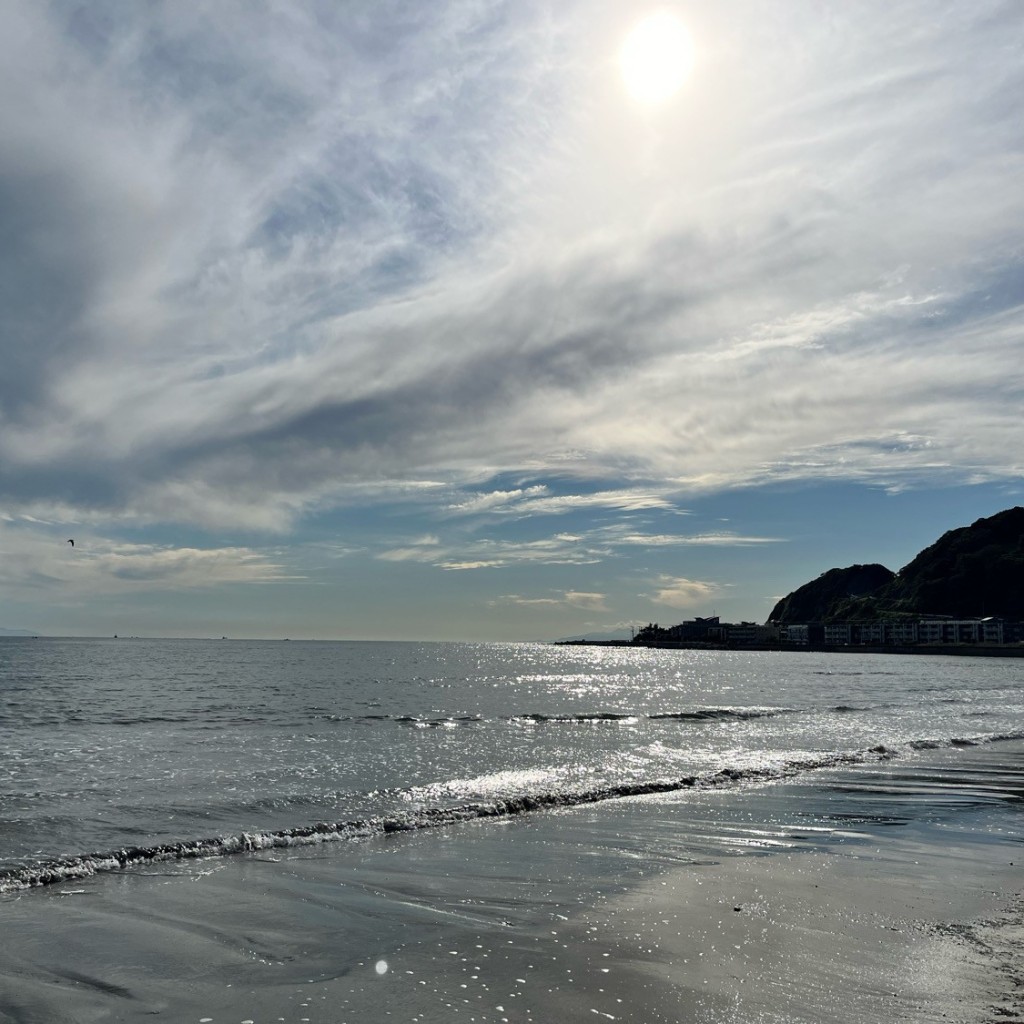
[767,507,1024,623]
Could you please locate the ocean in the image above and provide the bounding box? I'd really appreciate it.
[1,638,1022,1022]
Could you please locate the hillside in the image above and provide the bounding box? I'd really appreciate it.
[767,564,895,624]
[768,507,1024,623]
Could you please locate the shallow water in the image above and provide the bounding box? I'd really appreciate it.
[1,638,1022,890]
[1,638,1022,1021]
[1,740,1021,1023]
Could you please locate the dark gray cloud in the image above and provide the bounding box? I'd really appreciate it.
[0,164,99,413]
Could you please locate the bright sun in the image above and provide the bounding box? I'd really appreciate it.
[619,12,695,104]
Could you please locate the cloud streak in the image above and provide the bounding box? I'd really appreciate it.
[0,524,294,596]
[492,591,609,613]
[447,487,683,518]
[378,531,606,570]
[613,532,782,548]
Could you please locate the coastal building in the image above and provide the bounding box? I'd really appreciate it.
[634,616,781,647]
[640,615,1020,649]
[858,621,886,645]
[671,616,721,642]
[886,621,919,644]
[783,624,810,644]
[980,617,1004,644]
[785,616,1016,646]
[823,623,852,645]
[726,622,781,645]
[919,618,987,644]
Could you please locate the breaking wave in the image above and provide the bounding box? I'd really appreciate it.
[311,707,798,727]
[4,732,1020,895]
[649,708,795,721]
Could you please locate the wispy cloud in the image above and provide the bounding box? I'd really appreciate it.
[447,487,683,518]
[378,527,610,570]
[613,532,783,547]
[0,525,294,595]
[377,521,781,572]
[446,486,550,515]
[440,536,607,570]
[377,535,443,563]
[492,590,609,612]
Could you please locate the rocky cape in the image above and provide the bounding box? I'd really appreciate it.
[768,507,1024,624]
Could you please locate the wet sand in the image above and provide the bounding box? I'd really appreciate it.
[0,742,1021,1023]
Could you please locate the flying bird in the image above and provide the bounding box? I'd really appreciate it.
[67,539,74,547]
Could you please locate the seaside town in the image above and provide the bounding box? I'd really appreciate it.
[621,506,1024,652]
[631,614,1024,648]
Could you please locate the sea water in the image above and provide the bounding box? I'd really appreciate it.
[1,637,1021,891]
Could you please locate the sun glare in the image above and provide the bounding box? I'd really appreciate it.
[619,12,694,104]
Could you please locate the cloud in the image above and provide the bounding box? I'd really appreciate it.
[564,590,610,612]
[386,522,780,572]
[507,490,683,517]
[492,590,608,612]
[613,532,783,547]
[436,535,607,570]
[0,523,293,595]
[377,527,611,570]
[447,486,550,515]
[0,0,1021,540]
[446,486,684,519]
[377,536,443,563]
[646,575,721,611]
[438,560,507,571]
[98,545,291,586]
[377,547,435,563]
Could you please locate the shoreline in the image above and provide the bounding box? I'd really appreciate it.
[559,639,1024,657]
[1,742,1021,1022]
[540,835,1023,1023]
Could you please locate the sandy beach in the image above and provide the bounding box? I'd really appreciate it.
[1,740,1020,1023]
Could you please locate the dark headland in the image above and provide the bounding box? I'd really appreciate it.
[769,505,1024,623]
[569,507,1024,655]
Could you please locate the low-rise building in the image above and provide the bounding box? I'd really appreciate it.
[886,620,919,644]
[726,622,781,645]
[980,617,1004,644]
[667,616,720,642]
[918,619,946,644]
[786,617,1016,646]
[859,621,886,645]
[824,623,852,645]
[783,624,810,644]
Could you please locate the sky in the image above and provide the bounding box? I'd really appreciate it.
[1,0,1022,640]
